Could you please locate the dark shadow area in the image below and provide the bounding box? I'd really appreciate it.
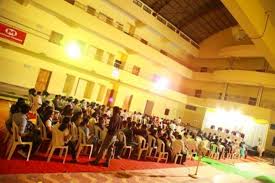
[255,176,275,183]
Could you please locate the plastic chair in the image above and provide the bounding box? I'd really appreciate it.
[174,153,183,164]
[156,139,168,163]
[146,135,157,158]
[47,126,68,164]
[7,122,33,161]
[76,127,93,160]
[3,129,11,144]
[36,122,51,153]
[136,135,148,160]
[185,140,197,159]
[121,133,132,159]
[209,143,219,159]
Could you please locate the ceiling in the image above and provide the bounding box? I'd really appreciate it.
[140,0,238,43]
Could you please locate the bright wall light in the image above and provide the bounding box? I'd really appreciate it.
[112,68,120,79]
[65,41,82,59]
[154,77,169,91]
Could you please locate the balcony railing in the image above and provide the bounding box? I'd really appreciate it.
[64,0,194,70]
[132,0,200,49]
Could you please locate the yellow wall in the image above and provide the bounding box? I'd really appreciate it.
[1,0,275,150]
[199,26,252,58]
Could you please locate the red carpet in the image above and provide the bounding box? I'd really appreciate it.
[0,153,198,174]
[0,129,259,175]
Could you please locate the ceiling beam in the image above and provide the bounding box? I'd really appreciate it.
[150,0,172,13]
[177,2,222,29]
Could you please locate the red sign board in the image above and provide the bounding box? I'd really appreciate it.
[0,23,26,44]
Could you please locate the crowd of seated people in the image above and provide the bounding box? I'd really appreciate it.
[3,88,254,167]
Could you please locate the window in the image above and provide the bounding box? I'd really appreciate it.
[200,67,208,72]
[95,48,104,61]
[102,52,110,63]
[248,97,257,105]
[132,65,140,76]
[185,105,197,111]
[195,90,202,98]
[107,53,115,65]
[87,45,97,59]
[49,31,63,45]
[63,74,76,95]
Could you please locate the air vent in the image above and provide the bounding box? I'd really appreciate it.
[195,90,202,98]
[160,49,167,56]
[87,6,96,16]
[49,31,63,45]
[140,38,148,45]
[185,105,197,111]
[200,67,208,72]
[64,0,75,5]
[248,97,257,106]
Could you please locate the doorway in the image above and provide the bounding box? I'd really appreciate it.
[35,69,52,92]
[122,95,133,111]
[144,100,154,116]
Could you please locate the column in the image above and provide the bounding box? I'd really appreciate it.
[256,86,264,106]
[221,83,228,100]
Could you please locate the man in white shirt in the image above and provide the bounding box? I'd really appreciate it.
[177,117,182,125]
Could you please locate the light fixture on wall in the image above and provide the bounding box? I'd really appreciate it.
[65,41,82,59]
[154,77,169,91]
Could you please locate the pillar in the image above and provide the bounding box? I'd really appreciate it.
[221,83,229,100]
[256,86,264,106]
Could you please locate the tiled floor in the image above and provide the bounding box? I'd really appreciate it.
[0,162,274,183]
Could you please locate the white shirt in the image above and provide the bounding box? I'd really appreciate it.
[52,124,69,146]
[172,139,186,155]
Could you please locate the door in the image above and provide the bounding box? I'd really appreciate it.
[144,100,154,116]
[122,95,133,111]
[35,69,52,92]
[104,89,114,106]
[74,78,87,99]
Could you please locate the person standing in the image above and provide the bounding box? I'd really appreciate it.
[91,106,122,167]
